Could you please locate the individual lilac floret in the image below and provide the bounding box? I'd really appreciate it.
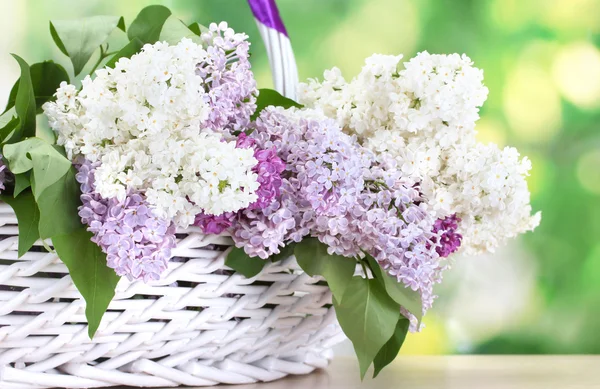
[76,160,176,282]
[432,214,462,257]
[232,107,371,258]
[199,22,257,132]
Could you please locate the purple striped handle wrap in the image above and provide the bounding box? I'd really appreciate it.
[248,0,298,99]
[248,0,288,36]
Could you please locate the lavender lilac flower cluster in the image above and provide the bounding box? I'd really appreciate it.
[76,160,176,282]
[199,22,257,133]
[218,107,458,320]
[321,165,444,313]
[231,107,372,259]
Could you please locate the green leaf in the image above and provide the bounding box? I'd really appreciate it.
[334,276,401,379]
[3,138,46,174]
[5,61,69,114]
[127,5,172,44]
[10,55,36,140]
[225,246,267,278]
[159,16,201,44]
[36,117,57,144]
[0,107,19,143]
[268,242,296,262]
[105,38,144,68]
[117,17,126,32]
[0,107,17,128]
[373,318,410,378]
[367,256,423,323]
[294,237,356,303]
[293,237,328,276]
[1,190,40,257]
[52,228,120,338]
[187,22,208,36]
[251,89,302,121]
[26,144,72,200]
[37,167,83,239]
[13,172,31,197]
[49,22,68,56]
[50,16,125,76]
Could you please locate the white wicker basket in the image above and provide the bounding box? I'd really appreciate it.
[0,12,344,389]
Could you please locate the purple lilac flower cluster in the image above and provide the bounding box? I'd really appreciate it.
[235,133,286,210]
[199,22,257,132]
[432,214,462,257]
[194,132,286,235]
[232,107,371,258]
[316,162,444,315]
[227,107,452,321]
[76,160,176,282]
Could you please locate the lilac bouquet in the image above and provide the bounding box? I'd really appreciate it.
[0,4,539,380]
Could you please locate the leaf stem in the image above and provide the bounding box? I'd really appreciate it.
[41,238,55,253]
[88,44,111,77]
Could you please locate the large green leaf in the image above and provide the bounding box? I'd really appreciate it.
[251,89,302,121]
[372,317,410,378]
[334,276,400,379]
[50,16,125,76]
[127,5,172,44]
[5,61,69,114]
[294,237,356,303]
[27,145,72,200]
[225,246,267,278]
[52,228,120,338]
[159,16,201,44]
[10,55,36,141]
[37,167,83,239]
[367,256,423,323]
[333,277,400,379]
[105,38,144,68]
[3,138,46,174]
[1,190,40,257]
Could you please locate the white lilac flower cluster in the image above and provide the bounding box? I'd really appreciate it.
[44,32,259,228]
[298,51,540,255]
[43,23,263,281]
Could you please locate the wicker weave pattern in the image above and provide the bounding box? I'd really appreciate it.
[0,203,344,388]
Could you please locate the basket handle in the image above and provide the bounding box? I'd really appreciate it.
[248,0,299,100]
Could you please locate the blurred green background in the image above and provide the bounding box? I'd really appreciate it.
[1,0,599,355]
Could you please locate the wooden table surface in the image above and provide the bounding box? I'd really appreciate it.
[116,356,600,389]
